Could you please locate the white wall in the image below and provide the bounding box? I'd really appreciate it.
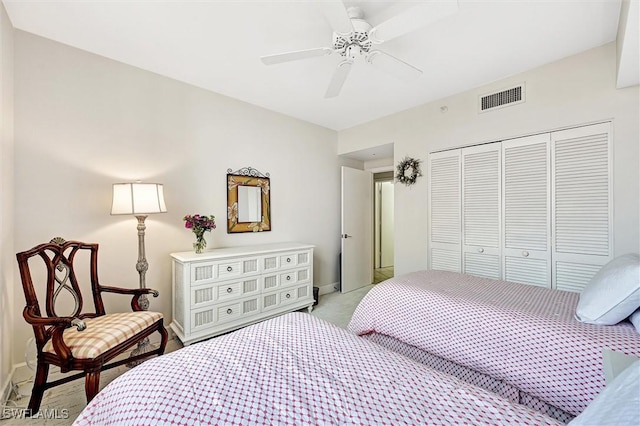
[0,0,17,400]
[0,2,14,400]
[12,31,344,362]
[339,43,640,275]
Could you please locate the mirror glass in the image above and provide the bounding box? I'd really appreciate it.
[237,186,262,222]
[227,172,271,233]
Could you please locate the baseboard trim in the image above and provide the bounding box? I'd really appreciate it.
[318,283,337,295]
[1,367,15,407]
[10,362,30,383]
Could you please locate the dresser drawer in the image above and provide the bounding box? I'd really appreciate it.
[278,250,312,270]
[262,284,311,312]
[216,297,261,325]
[280,267,311,287]
[217,257,260,280]
[216,277,261,301]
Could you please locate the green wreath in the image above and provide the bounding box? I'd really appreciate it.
[395,157,422,186]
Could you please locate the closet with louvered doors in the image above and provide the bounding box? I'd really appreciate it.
[428,121,612,291]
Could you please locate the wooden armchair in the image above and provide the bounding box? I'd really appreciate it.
[16,238,168,416]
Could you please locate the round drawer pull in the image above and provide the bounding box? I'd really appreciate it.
[286,275,291,281]
[227,266,232,272]
[226,308,232,315]
[477,248,484,253]
[522,251,530,257]
[285,293,291,299]
[286,258,291,263]
[226,287,233,293]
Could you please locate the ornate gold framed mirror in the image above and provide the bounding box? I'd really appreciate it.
[227,167,271,233]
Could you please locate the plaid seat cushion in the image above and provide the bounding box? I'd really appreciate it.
[43,311,163,359]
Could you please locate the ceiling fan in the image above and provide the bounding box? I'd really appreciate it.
[260,1,459,98]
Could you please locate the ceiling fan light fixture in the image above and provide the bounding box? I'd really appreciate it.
[261,0,457,97]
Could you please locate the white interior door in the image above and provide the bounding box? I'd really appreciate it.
[341,166,373,293]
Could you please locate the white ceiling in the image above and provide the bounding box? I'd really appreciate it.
[3,0,626,131]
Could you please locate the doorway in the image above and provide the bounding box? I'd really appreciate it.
[374,172,394,284]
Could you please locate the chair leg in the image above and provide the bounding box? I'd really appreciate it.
[84,370,101,403]
[158,323,169,355]
[26,362,49,416]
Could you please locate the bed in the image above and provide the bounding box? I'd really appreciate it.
[74,312,561,425]
[348,270,640,422]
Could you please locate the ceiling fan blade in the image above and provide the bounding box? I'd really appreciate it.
[261,47,333,65]
[369,0,459,44]
[325,60,353,98]
[368,50,422,82]
[316,0,354,35]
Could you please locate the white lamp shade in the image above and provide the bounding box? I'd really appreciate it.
[111,183,167,215]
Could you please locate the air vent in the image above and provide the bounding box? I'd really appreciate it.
[479,83,525,113]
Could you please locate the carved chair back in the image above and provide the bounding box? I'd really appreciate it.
[16,238,108,349]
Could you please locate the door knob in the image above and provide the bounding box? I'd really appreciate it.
[477,248,484,253]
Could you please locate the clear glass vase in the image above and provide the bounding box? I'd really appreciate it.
[193,231,206,254]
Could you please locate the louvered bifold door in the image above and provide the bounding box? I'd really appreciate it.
[461,143,502,279]
[552,122,612,292]
[502,134,551,288]
[428,150,462,272]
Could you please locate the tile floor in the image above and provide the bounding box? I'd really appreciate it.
[1,284,374,425]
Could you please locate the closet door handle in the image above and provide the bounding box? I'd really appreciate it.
[477,248,484,253]
[522,251,530,257]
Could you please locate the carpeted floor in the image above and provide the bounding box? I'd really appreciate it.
[2,285,373,425]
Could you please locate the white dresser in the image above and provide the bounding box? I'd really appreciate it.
[170,242,314,345]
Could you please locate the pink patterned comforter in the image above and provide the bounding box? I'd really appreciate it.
[74,313,559,425]
[348,271,640,416]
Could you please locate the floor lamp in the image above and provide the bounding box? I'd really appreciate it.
[111,182,167,365]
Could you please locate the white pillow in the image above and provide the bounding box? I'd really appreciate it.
[575,254,640,325]
[629,308,640,333]
[569,360,640,425]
